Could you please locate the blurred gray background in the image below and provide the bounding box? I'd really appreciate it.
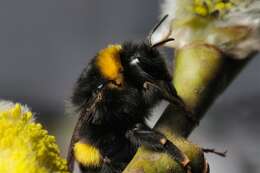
[0,0,259,172]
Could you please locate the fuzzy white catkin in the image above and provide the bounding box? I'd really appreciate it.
[219,0,260,58]
[155,0,260,59]
[0,100,31,115]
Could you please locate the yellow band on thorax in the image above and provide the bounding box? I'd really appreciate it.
[96,44,123,81]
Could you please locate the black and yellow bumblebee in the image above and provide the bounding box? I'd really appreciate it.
[67,15,191,173]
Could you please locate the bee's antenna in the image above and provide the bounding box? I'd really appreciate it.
[148,14,169,46]
[151,38,175,48]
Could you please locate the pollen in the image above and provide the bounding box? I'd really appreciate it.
[0,101,68,173]
[193,0,234,17]
[96,44,123,81]
[73,141,102,167]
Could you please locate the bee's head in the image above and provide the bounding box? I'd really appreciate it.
[120,42,172,86]
[119,41,185,107]
[119,14,174,87]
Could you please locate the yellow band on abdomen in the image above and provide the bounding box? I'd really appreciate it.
[73,142,102,167]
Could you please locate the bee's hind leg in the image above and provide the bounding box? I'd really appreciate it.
[126,123,192,173]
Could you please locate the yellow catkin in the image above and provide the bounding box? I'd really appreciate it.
[0,103,68,173]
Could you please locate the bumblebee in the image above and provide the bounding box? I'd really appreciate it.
[67,15,191,173]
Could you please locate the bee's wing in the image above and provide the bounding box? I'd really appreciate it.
[67,90,104,172]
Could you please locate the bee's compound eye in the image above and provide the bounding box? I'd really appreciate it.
[130,58,140,65]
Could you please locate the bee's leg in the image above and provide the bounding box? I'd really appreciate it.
[165,92,198,126]
[126,123,192,173]
[143,81,199,125]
